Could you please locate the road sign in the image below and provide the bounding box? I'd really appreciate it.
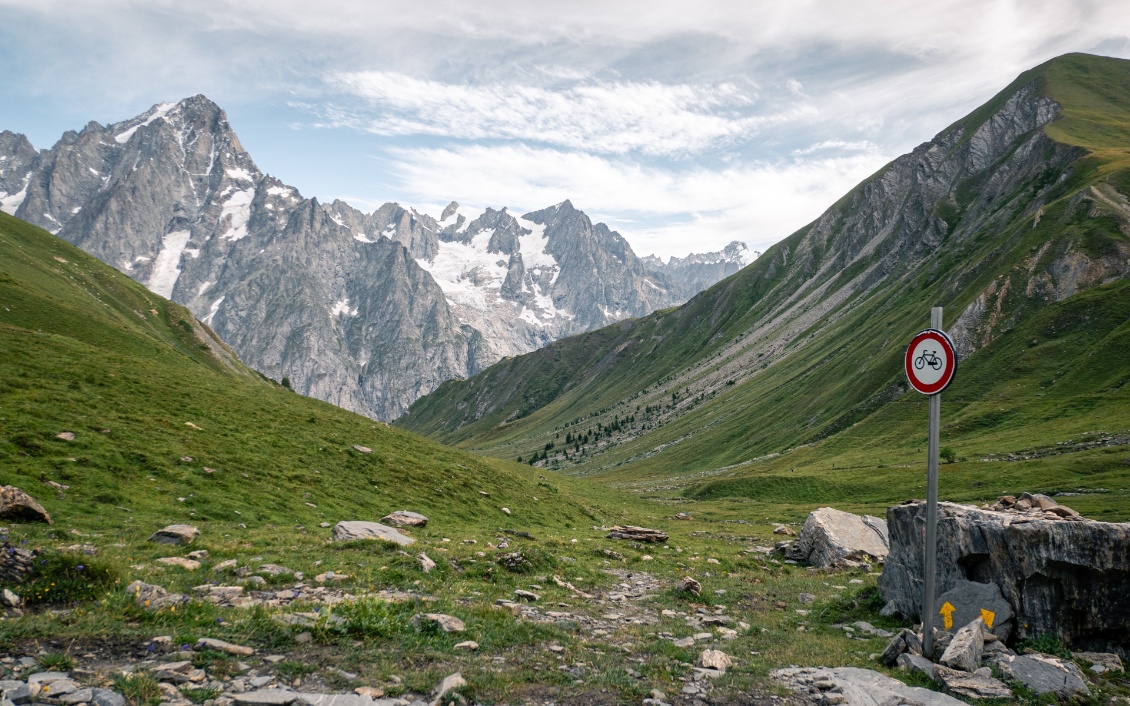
[904,328,957,395]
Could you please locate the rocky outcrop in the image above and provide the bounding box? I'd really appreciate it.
[642,241,756,300]
[787,507,888,568]
[149,524,199,544]
[0,486,52,524]
[772,666,966,706]
[331,521,415,546]
[879,499,1130,651]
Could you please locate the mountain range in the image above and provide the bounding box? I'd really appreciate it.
[397,53,1130,491]
[0,97,752,420]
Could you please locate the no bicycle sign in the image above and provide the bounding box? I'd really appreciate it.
[905,328,957,395]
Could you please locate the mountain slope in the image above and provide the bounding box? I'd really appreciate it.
[0,102,742,419]
[397,53,1130,489]
[0,210,605,534]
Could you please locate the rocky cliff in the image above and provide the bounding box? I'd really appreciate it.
[0,97,743,419]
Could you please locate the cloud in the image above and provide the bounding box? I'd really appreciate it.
[318,71,815,156]
[385,144,890,257]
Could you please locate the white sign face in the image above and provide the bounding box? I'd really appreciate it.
[909,338,949,386]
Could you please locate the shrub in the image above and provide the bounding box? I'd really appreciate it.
[939,447,957,464]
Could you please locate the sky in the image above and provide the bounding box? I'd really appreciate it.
[1,1,1128,259]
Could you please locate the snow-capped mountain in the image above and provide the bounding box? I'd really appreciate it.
[0,96,751,419]
[641,241,759,300]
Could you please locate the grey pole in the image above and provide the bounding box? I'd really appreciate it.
[922,306,943,657]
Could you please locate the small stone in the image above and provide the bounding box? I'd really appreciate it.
[294,632,313,644]
[352,688,384,698]
[213,559,238,572]
[672,637,695,648]
[698,649,732,673]
[412,613,465,633]
[454,641,478,651]
[0,588,21,607]
[195,638,254,656]
[90,689,125,706]
[418,553,436,573]
[798,593,816,604]
[380,511,428,527]
[352,445,371,454]
[513,589,539,602]
[674,577,702,596]
[156,557,201,570]
[773,525,796,536]
[431,672,465,705]
[501,507,511,515]
[149,525,199,545]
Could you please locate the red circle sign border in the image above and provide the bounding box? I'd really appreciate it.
[905,328,957,395]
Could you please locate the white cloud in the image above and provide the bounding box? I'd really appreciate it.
[385,144,890,258]
[319,71,812,156]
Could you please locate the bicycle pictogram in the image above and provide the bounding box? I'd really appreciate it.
[914,349,943,370]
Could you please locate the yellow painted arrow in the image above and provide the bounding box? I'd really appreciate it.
[939,601,955,630]
[980,608,996,629]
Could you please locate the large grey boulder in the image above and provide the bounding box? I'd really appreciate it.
[331,521,415,546]
[933,579,1014,641]
[879,500,1130,651]
[938,618,984,673]
[790,507,888,568]
[993,653,1090,698]
[772,666,966,706]
[149,524,199,545]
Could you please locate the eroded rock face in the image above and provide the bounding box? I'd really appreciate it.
[790,507,888,568]
[879,500,1130,651]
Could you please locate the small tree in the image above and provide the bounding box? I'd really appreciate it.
[281,376,292,390]
[940,447,957,464]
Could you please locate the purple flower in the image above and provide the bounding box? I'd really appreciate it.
[76,565,84,571]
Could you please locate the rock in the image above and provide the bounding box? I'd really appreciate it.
[772,525,796,536]
[994,653,1090,698]
[673,512,692,520]
[792,507,888,568]
[798,592,815,604]
[37,679,80,697]
[213,559,238,572]
[59,688,94,704]
[1,681,32,704]
[417,553,436,573]
[932,664,1012,699]
[496,552,529,572]
[233,691,299,706]
[939,617,985,673]
[195,638,254,656]
[500,507,511,516]
[299,696,373,706]
[929,580,1015,641]
[0,487,53,524]
[352,445,372,454]
[257,564,294,576]
[674,576,702,596]
[331,521,415,546]
[149,525,199,545]
[1074,651,1123,674]
[127,580,189,610]
[0,542,37,583]
[411,613,465,633]
[607,526,668,543]
[672,637,695,648]
[773,667,965,705]
[880,500,1130,650]
[697,650,731,673]
[851,620,893,638]
[156,557,201,570]
[453,641,478,651]
[896,652,937,680]
[380,511,428,527]
[90,689,125,706]
[513,589,539,602]
[430,673,464,706]
[0,588,20,607]
[879,631,908,666]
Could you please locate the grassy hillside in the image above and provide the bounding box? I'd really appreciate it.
[397,53,1130,517]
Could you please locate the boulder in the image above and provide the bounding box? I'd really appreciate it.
[127,580,189,610]
[331,521,414,546]
[792,507,888,568]
[879,500,1130,651]
[380,510,428,527]
[697,650,732,673]
[938,618,984,673]
[0,543,36,584]
[430,672,465,706]
[155,557,200,570]
[994,653,1090,698]
[1074,651,1123,674]
[607,526,668,543]
[149,524,199,544]
[773,667,965,706]
[674,576,702,596]
[932,665,1012,699]
[933,579,1014,641]
[417,553,436,572]
[896,652,936,680]
[0,487,53,524]
[195,637,254,656]
[411,613,465,633]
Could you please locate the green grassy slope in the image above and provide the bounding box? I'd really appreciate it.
[0,211,614,539]
[397,53,1130,513]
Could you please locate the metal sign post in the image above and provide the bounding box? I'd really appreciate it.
[904,307,957,657]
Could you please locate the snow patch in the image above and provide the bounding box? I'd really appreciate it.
[219,188,255,241]
[266,185,294,198]
[197,281,213,298]
[184,247,200,259]
[330,297,359,318]
[71,206,82,214]
[417,230,509,311]
[147,230,192,298]
[114,102,174,144]
[202,296,224,326]
[0,177,29,215]
[515,216,558,274]
[226,166,255,183]
[353,232,375,243]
